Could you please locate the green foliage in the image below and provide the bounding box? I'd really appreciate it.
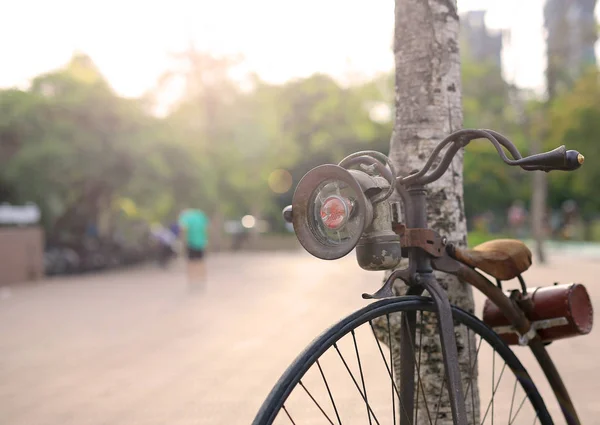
[547,70,600,217]
[1,51,392,241]
[467,230,511,248]
[0,54,199,241]
[462,55,600,235]
[2,49,598,244]
[461,54,531,221]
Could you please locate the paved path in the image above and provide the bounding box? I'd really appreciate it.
[0,251,598,424]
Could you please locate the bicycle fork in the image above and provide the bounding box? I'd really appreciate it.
[399,274,468,425]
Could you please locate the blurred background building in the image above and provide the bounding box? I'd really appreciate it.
[460,10,504,69]
[544,0,598,97]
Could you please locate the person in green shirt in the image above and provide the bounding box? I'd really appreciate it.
[178,208,210,289]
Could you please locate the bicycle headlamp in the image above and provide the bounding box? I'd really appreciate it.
[292,164,371,260]
[291,162,402,270]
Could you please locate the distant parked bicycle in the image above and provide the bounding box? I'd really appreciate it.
[253,129,592,425]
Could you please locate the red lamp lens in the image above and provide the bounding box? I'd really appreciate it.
[320,195,348,230]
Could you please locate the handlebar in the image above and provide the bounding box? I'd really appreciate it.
[282,128,585,271]
[398,129,584,187]
[484,130,583,171]
[283,129,584,224]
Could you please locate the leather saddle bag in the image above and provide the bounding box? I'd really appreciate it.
[482,283,593,345]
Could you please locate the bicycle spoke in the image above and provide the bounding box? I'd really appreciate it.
[480,352,507,425]
[283,405,297,425]
[262,304,547,425]
[402,312,433,424]
[508,378,518,424]
[351,329,373,425]
[369,319,411,425]
[433,376,446,425]
[463,336,484,404]
[333,343,382,425]
[316,360,343,425]
[386,315,397,425]
[299,380,335,425]
[467,328,477,425]
[508,395,528,425]
[492,351,495,425]
[415,311,424,424]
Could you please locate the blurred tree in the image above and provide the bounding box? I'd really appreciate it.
[0,53,193,245]
[1,50,396,246]
[276,73,393,221]
[547,69,600,239]
[540,1,598,248]
[0,89,40,205]
[5,44,573,255]
[461,54,529,226]
[164,47,395,236]
[163,49,303,245]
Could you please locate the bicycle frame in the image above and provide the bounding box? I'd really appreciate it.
[385,183,581,425]
[288,128,584,425]
[388,183,470,425]
[363,130,583,425]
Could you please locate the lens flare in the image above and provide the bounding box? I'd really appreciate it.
[241,215,256,228]
[268,169,293,194]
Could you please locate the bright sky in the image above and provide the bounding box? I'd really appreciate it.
[0,0,598,99]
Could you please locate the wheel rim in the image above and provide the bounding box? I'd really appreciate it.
[253,297,552,425]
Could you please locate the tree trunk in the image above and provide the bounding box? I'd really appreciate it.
[387,0,479,423]
[529,108,547,263]
[530,168,548,264]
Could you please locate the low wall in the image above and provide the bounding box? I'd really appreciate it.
[0,227,44,285]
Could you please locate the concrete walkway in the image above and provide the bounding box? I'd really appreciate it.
[0,251,598,424]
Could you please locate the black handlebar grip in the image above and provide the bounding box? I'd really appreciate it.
[565,150,584,170]
[282,205,293,223]
[521,149,584,172]
[518,145,567,167]
[518,146,584,171]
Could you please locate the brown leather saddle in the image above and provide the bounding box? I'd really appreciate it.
[453,239,532,281]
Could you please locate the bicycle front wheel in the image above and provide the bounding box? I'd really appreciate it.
[253,296,553,425]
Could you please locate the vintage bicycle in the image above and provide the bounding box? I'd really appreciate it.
[252,129,592,425]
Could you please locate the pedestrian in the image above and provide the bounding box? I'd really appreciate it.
[559,200,578,240]
[178,208,210,290]
[507,200,527,238]
[150,223,177,268]
[168,222,180,238]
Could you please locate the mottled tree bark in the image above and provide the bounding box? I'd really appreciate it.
[387,0,479,423]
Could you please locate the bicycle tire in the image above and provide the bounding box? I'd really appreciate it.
[252,296,553,425]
